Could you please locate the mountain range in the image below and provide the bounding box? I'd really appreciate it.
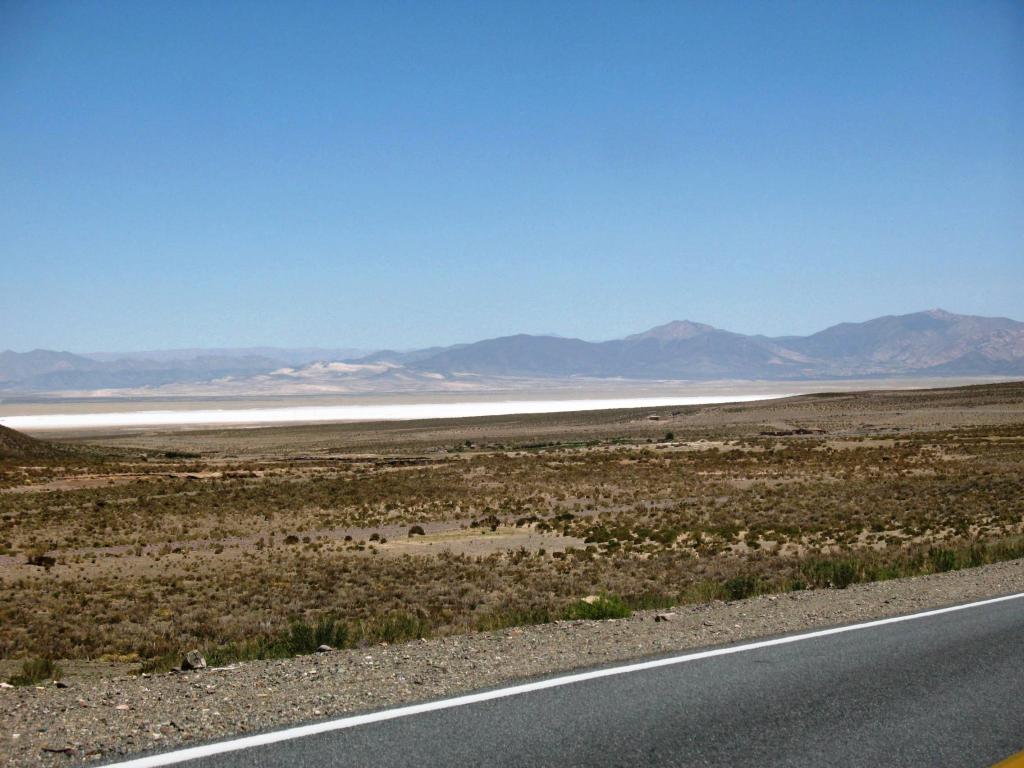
[2,309,1022,394]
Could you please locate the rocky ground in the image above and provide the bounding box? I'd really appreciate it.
[3,559,1023,767]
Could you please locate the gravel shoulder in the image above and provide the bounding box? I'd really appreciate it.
[3,559,1024,767]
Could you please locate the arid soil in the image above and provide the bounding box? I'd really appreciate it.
[1,382,1023,764]
[2,560,1023,767]
[1,383,1023,669]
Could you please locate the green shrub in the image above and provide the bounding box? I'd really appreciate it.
[624,592,678,611]
[802,559,859,589]
[474,606,553,632]
[288,616,349,654]
[562,595,631,621]
[928,548,958,573]
[204,638,289,668]
[650,527,680,545]
[354,612,431,645]
[8,658,62,686]
[683,580,728,603]
[723,574,761,600]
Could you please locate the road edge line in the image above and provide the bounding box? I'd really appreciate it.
[99,591,1024,767]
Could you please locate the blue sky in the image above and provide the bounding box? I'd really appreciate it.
[2,0,1021,352]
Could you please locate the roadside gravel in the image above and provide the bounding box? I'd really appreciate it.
[4,559,1024,767]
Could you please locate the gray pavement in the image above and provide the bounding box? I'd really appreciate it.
[104,597,1024,767]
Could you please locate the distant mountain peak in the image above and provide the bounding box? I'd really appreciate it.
[2,309,1022,391]
[625,320,718,342]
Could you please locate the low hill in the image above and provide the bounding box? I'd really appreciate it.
[0,424,47,459]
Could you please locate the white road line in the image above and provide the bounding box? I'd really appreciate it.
[101,592,1024,767]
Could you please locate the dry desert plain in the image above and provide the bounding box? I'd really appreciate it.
[2,381,1024,682]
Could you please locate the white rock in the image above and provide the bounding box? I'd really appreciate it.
[182,650,207,671]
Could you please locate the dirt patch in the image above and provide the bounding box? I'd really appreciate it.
[379,525,585,557]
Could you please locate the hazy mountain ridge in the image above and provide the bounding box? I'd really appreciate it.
[84,346,374,366]
[399,310,1024,380]
[0,350,291,391]
[781,309,1024,374]
[2,310,1022,393]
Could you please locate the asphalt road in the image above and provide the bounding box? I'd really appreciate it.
[105,596,1024,768]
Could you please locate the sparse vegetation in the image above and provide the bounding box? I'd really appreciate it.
[2,382,1023,672]
[564,595,632,621]
[7,658,62,686]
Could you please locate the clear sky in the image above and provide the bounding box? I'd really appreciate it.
[2,0,1022,353]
